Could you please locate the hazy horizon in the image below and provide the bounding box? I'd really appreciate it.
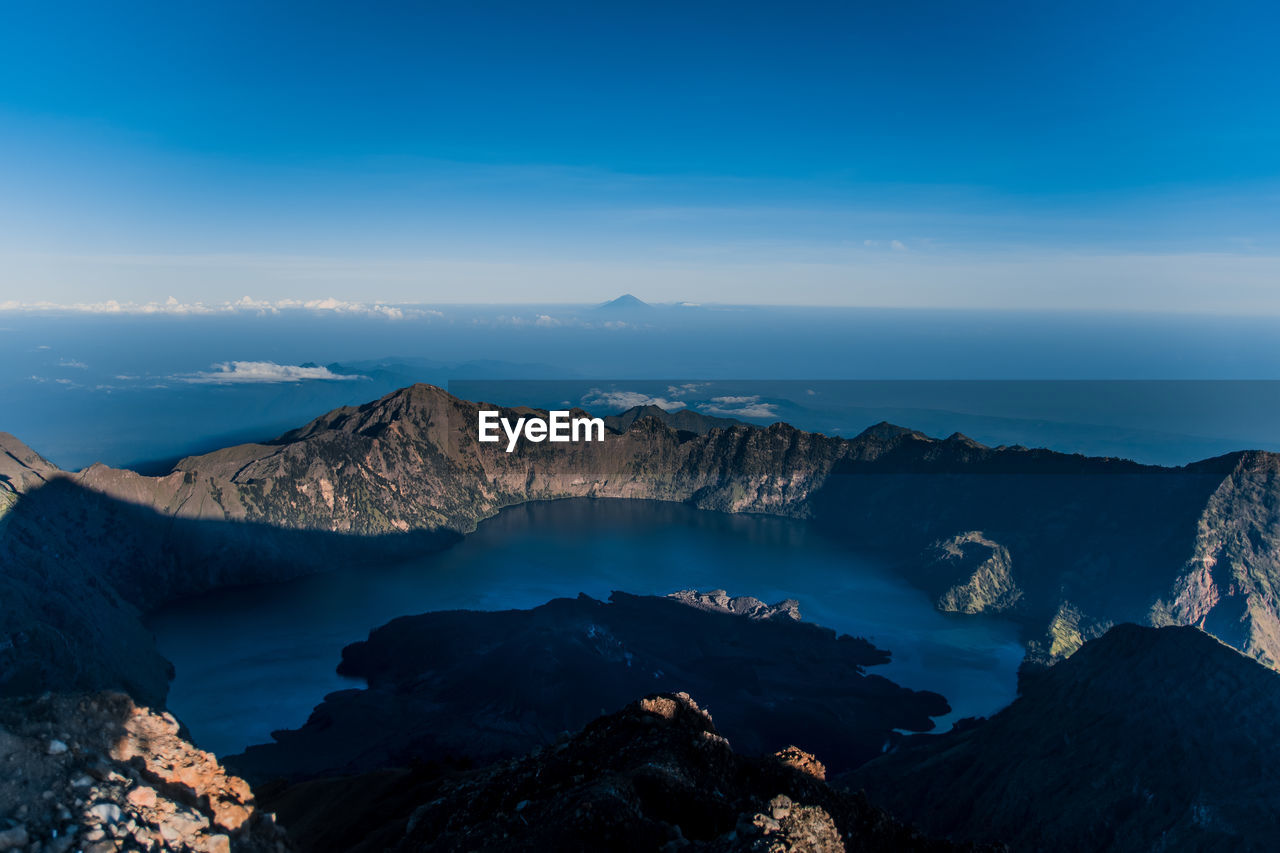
[6,295,1280,316]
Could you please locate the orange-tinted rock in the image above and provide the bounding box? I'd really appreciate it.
[0,692,290,852]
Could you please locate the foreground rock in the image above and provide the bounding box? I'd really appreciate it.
[0,692,289,853]
[847,624,1280,851]
[231,591,948,782]
[261,692,986,853]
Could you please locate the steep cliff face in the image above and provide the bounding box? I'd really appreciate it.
[927,532,1021,615]
[3,384,1280,706]
[847,624,1280,852]
[1153,451,1280,666]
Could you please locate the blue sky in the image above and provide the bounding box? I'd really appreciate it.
[1,0,1279,309]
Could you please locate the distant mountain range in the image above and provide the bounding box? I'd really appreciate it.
[3,383,1279,706]
[600,403,746,434]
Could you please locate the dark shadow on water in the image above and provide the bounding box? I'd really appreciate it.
[0,476,459,706]
[227,590,952,784]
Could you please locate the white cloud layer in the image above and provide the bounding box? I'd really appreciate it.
[581,389,687,412]
[0,295,440,319]
[666,382,710,397]
[177,361,368,384]
[700,395,779,419]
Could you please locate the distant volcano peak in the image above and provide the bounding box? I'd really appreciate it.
[596,293,652,311]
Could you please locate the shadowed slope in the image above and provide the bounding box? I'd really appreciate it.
[262,692,987,853]
[848,624,1280,851]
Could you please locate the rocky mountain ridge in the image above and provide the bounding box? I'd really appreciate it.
[2,384,1279,705]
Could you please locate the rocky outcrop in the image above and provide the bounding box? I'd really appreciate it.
[667,588,802,620]
[229,591,947,783]
[0,691,289,853]
[1026,600,1113,661]
[928,532,1021,615]
[261,692,986,853]
[1152,451,1280,668]
[847,624,1280,851]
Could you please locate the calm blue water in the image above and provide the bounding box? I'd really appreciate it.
[147,498,1025,757]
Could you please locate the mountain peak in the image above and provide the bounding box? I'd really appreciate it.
[601,404,751,435]
[595,293,651,312]
[0,431,60,492]
[853,421,925,442]
[944,431,985,448]
[0,431,42,461]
